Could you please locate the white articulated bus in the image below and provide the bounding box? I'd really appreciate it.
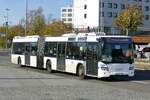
[11,35,45,68]
[11,33,134,79]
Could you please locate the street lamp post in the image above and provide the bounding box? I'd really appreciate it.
[4,8,10,49]
[25,0,28,36]
[99,0,103,32]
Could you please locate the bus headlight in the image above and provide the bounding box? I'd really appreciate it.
[101,67,109,71]
[129,66,134,70]
[98,62,109,71]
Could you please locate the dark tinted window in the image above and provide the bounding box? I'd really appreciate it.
[13,43,25,54]
[84,5,87,9]
[66,43,80,59]
[77,43,87,60]
[66,42,87,60]
[86,43,100,61]
[108,3,112,8]
[44,42,57,57]
[25,43,30,54]
[31,42,37,56]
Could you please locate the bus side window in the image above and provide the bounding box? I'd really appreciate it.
[66,43,74,59]
[78,43,87,60]
[13,43,25,54]
[44,42,57,57]
[25,44,30,54]
[66,43,80,60]
[31,42,37,56]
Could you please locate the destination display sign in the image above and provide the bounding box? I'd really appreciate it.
[101,37,132,43]
[68,37,76,41]
[78,37,87,42]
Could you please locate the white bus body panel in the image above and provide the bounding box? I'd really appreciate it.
[13,36,39,43]
[65,59,85,74]
[98,63,134,78]
[44,57,57,70]
[30,56,37,67]
[11,54,25,65]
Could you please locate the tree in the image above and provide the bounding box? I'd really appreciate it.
[0,27,6,48]
[114,5,144,35]
[8,25,25,41]
[28,7,46,35]
[0,26,6,32]
[45,21,73,36]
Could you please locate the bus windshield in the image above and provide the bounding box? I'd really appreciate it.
[101,43,134,63]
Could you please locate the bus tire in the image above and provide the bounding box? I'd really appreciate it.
[46,60,53,73]
[78,65,85,80]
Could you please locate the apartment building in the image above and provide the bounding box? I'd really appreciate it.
[61,6,73,24]
[73,0,150,34]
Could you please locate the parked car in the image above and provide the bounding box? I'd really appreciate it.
[142,47,150,59]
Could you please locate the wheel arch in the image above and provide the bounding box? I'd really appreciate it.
[18,56,21,64]
[76,63,84,75]
[46,59,52,68]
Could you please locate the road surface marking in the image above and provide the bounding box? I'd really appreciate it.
[131,81,149,85]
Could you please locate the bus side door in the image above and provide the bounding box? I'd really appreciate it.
[25,43,30,65]
[86,43,99,76]
[57,43,66,71]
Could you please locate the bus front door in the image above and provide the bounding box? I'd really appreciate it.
[86,43,99,76]
[57,43,66,71]
[25,43,30,65]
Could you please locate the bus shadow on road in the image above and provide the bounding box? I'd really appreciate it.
[132,69,150,81]
[18,66,150,82]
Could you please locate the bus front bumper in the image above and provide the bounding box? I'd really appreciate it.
[98,68,134,78]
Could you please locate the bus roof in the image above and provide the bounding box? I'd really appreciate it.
[12,33,132,43]
[45,33,131,42]
[13,35,39,42]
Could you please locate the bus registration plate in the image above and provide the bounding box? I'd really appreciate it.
[115,68,123,71]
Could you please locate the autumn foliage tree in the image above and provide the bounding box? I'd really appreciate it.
[27,7,46,35]
[45,21,72,36]
[8,25,25,40]
[0,7,73,48]
[0,27,6,48]
[114,5,144,35]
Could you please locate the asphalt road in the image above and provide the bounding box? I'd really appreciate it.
[0,55,150,100]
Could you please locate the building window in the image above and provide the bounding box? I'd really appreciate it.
[62,14,66,17]
[145,0,149,2]
[113,3,118,9]
[113,12,118,18]
[68,9,72,12]
[145,6,149,11]
[139,0,142,1]
[68,18,72,21]
[145,15,149,20]
[139,6,142,10]
[108,3,112,8]
[134,0,137,1]
[62,18,66,21]
[121,4,125,9]
[68,14,72,17]
[62,9,66,12]
[108,12,112,17]
[100,12,104,17]
[84,5,87,9]
[84,14,87,18]
[100,2,104,8]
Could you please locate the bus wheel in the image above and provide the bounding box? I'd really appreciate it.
[46,61,53,73]
[78,65,85,80]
